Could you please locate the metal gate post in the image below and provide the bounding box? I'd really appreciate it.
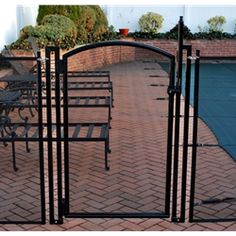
[54,47,63,224]
[179,44,192,222]
[37,50,46,224]
[45,47,55,224]
[62,56,70,216]
[165,56,176,216]
[189,50,200,222]
[172,16,184,222]
[45,47,64,224]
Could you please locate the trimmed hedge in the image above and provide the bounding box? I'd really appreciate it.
[131,23,236,40]
[37,5,108,43]
[10,14,77,50]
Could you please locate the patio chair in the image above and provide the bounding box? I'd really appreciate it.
[1,48,112,129]
[0,114,31,172]
[0,49,40,171]
[1,47,39,117]
[0,115,17,170]
[0,90,31,171]
[0,89,22,114]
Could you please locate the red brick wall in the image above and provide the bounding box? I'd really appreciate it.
[67,45,135,71]
[137,39,178,57]
[189,39,236,57]
[137,39,236,58]
[65,38,236,71]
[67,38,136,71]
[10,39,236,72]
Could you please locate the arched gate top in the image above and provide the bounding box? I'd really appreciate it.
[62,40,175,60]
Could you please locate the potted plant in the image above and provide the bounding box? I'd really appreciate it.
[118,13,130,36]
[119,28,129,36]
[138,12,164,34]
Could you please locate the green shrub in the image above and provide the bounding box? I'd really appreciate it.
[99,25,120,41]
[207,16,226,32]
[9,38,32,51]
[165,24,193,39]
[20,25,35,39]
[138,12,164,34]
[90,5,110,41]
[193,31,233,40]
[11,14,77,50]
[37,5,108,43]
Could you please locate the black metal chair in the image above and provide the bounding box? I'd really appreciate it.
[0,89,31,171]
[0,48,39,171]
[1,47,39,117]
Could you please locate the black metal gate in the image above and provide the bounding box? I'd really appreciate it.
[44,42,176,223]
[172,17,236,223]
[1,16,236,225]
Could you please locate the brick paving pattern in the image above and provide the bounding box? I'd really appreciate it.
[0,58,236,230]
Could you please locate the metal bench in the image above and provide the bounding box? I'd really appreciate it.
[0,121,110,171]
[28,37,114,106]
[66,71,114,107]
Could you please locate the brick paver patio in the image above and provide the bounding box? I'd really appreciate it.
[0,59,236,231]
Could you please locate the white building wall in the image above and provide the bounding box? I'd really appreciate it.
[0,5,18,51]
[105,5,185,33]
[186,5,236,33]
[104,5,236,33]
[1,5,236,51]
[0,5,38,51]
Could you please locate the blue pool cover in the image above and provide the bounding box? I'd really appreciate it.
[184,62,236,161]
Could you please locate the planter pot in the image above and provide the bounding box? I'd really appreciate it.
[119,28,129,36]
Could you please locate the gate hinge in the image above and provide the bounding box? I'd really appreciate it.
[167,85,181,95]
[37,57,49,62]
[187,56,200,61]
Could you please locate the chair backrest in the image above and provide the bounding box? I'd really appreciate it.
[2,47,29,75]
[27,36,46,71]
[27,36,39,57]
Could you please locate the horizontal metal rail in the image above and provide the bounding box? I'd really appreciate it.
[0,122,109,142]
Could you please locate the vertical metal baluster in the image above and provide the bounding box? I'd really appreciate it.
[54,47,63,224]
[37,51,46,224]
[63,56,70,215]
[46,47,54,224]
[172,16,184,222]
[189,50,200,222]
[180,44,192,222]
[165,56,175,216]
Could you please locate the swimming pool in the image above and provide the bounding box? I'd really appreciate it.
[184,62,236,161]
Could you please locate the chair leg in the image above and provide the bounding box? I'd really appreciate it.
[23,117,30,152]
[12,141,18,171]
[108,105,112,129]
[1,130,8,147]
[105,140,110,171]
[25,132,30,153]
[109,101,112,120]
[111,87,114,108]
[29,105,35,118]
[108,132,111,154]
